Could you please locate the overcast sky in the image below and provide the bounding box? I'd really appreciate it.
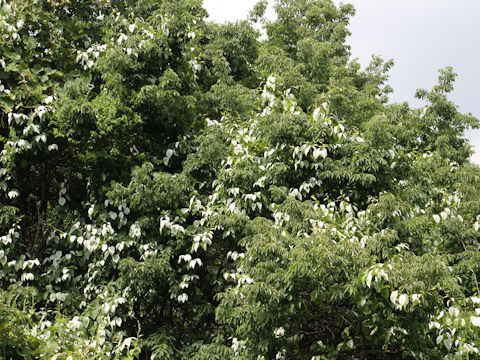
[203,0,480,163]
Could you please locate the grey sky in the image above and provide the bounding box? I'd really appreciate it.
[203,0,480,163]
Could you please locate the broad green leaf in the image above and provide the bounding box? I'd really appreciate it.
[4,51,21,60]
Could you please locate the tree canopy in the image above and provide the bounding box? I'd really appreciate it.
[1,0,480,359]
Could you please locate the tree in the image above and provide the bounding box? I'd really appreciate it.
[1,0,480,359]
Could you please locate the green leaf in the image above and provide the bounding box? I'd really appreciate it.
[32,64,43,74]
[0,94,14,109]
[4,62,18,72]
[80,71,92,83]
[4,51,21,60]
[25,36,37,51]
[43,67,56,76]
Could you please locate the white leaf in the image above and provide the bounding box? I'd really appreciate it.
[304,145,310,156]
[390,290,398,304]
[433,214,440,223]
[128,24,136,33]
[7,190,19,199]
[420,107,428,118]
[471,316,480,327]
[365,272,372,288]
[440,211,448,220]
[317,148,328,159]
[449,307,460,317]
[411,294,421,302]
[59,197,66,206]
[436,334,443,345]
[398,294,408,307]
[117,33,128,44]
[177,293,188,303]
[444,337,452,350]
[124,337,132,347]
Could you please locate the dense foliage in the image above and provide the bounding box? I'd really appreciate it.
[1,0,480,358]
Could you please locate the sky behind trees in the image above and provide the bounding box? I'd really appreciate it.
[203,0,480,163]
